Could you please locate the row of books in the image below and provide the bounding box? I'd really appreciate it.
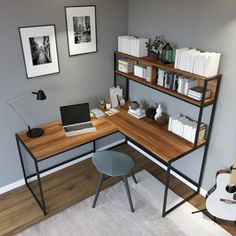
[168,113,206,143]
[118,35,148,58]
[157,69,197,94]
[174,48,221,77]
[157,69,212,100]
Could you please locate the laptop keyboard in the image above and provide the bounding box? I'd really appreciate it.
[64,123,94,132]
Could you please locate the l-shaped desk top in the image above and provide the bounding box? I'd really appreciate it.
[17,105,204,163]
[16,104,206,216]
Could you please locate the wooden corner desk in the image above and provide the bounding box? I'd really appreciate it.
[16,105,205,216]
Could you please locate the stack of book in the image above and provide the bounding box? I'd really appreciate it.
[168,113,206,143]
[90,108,106,119]
[174,48,221,77]
[118,35,148,57]
[187,86,212,100]
[128,107,146,119]
[118,59,136,73]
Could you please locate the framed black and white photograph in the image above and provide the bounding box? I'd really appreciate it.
[19,25,60,79]
[65,5,97,56]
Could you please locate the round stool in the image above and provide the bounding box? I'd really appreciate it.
[92,150,137,212]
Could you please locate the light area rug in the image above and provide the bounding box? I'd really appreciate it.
[17,170,230,236]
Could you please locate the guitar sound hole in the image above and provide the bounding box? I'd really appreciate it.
[226,185,236,193]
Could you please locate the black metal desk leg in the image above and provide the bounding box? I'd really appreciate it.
[34,161,47,215]
[93,141,96,153]
[162,164,171,217]
[15,135,28,185]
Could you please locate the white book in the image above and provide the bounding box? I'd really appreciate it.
[182,49,197,71]
[193,54,201,75]
[130,37,137,56]
[189,51,200,73]
[177,117,186,136]
[168,116,173,131]
[182,119,190,140]
[146,66,152,82]
[190,122,197,143]
[179,118,189,137]
[171,113,182,134]
[128,108,146,119]
[169,113,181,133]
[136,38,149,57]
[157,69,165,86]
[177,77,187,94]
[200,53,209,76]
[175,48,189,69]
[204,52,221,77]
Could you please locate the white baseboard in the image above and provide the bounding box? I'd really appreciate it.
[0,138,126,195]
[127,141,207,197]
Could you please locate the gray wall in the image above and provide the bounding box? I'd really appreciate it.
[0,0,128,187]
[128,0,236,190]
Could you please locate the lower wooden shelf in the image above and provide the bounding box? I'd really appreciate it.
[115,70,214,107]
[106,104,206,163]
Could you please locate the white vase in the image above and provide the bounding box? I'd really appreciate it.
[154,104,162,120]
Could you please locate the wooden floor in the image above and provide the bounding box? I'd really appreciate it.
[0,144,235,236]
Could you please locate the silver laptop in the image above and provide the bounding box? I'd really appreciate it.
[60,103,96,137]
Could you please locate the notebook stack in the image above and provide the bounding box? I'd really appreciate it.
[187,86,211,101]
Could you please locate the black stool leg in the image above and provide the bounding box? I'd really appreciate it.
[92,173,105,208]
[123,175,134,213]
[131,171,138,184]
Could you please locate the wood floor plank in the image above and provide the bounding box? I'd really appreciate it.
[0,144,235,235]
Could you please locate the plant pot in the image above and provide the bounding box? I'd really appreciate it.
[148,52,159,60]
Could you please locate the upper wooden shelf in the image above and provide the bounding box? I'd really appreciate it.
[115,51,221,81]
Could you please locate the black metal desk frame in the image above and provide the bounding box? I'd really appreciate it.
[114,52,222,217]
[15,131,121,216]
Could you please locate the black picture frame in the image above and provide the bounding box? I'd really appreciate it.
[65,5,97,56]
[19,24,60,79]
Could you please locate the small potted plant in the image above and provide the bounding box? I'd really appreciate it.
[152,36,166,59]
[146,36,166,60]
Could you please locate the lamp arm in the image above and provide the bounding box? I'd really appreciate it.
[8,93,31,128]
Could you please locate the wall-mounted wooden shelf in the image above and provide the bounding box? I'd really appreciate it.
[115,70,214,107]
[115,51,221,107]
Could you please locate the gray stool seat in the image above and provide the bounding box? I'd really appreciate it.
[92,150,137,212]
[92,150,135,177]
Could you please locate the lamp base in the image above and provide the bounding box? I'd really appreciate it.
[26,128,44,138]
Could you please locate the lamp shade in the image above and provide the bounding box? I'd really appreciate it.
[32,90,47,100]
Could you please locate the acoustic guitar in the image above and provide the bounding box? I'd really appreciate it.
[206,157,236,221]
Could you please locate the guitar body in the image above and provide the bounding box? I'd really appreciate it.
[206,169,236,221]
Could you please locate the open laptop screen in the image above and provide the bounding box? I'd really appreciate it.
[60,103,91,126]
